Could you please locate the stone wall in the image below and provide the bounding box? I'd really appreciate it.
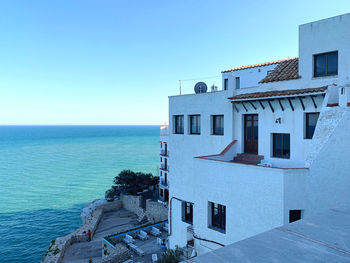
[102,241,131,263]
[120,194,144,216]
[145,199,168,223]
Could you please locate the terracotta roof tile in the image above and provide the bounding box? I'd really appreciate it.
[259,58,300,83]
[221,58,297,73]
[228,86,327,100]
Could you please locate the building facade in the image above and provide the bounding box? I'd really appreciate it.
[166,14,350,256]
[159,125,169,203]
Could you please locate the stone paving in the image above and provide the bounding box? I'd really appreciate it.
[61,209,138,263]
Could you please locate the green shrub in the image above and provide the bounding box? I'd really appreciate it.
[157,248,183,263]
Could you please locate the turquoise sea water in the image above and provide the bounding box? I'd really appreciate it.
[0,126,160,263]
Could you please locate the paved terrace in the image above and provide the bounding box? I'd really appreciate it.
[62,209,139,263]
[187,205,350,263]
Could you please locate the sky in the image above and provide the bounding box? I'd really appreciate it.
[0,1,350,125]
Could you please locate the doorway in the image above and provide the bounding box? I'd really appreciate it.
[244,114,258,154]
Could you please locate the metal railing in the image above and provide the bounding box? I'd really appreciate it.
[160,164,169,172]
[160,179,169,187]
[160,149,169,156]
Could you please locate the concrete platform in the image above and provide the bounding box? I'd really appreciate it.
[188,205,350,263]
[61,209,138,263]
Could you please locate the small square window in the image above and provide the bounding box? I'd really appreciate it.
[314,51,338,77]
[305,112,320,139]
[174,115,184,134]
[182,202,193,224]
[273,133,290,159]
[189,115,200,135]
[289,210,302,223]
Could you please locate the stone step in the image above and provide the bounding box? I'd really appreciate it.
[233,153,264,165]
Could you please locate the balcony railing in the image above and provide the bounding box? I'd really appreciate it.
[160,179,169,187]
[160,164,169,172]
[160,149,169,156]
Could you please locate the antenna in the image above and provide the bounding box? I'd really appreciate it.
[179,80,182,95]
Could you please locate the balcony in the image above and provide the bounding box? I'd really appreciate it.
[160,179,169,188]
[160,149,169,157]
[160,126,169,137]
[160,164,169,172]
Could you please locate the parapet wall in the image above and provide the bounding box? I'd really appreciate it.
[145,199,168,223]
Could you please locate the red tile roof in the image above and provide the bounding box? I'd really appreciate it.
[228,86,327,100]
[259,58,300,83]
[221,58,297,73]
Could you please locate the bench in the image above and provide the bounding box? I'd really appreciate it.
[122,234,134,245]
[129,243,145,256]
[150,227,161,236]
[137,230,148,240]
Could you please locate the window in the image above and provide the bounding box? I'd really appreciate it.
[235,77,240,89]
[209,202,226,232]
[314,51,338,77]
[182,202,193,224]
[305,112,320,139]
[174,115,184,134]
[224,78,228,90]
[273,133,290,159]
[160,189,163,197]
[289,210,302,223]
[189,115,200,135]
[212,115,224,135]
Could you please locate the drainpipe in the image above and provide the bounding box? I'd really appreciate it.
[169,196,185,236]
[169,196,225,248]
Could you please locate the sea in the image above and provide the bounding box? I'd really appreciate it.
[0,125,160,263]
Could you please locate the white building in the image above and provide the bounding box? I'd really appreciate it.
[159,125,169,203]
[166,14,350,256]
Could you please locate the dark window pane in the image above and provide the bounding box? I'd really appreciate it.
[314,51,338,77]
[306,113,319,139]
[315,55,326,76]
[235,77,240,89]
[210,202,226,231]
[190,115,200,134]
[174,115,184,134]
[273,133,290,159]
[289,210,302,223]
[327,53,338,75]
[283,134,290,158]
[213,115,224,135]
[253,120,258,140]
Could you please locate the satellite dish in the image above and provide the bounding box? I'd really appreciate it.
[194,82,207,94]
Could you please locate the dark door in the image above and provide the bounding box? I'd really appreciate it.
[244,114,258,154]
[164,143,167,155]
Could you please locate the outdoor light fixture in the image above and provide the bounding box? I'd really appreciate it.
[275,118,281,124]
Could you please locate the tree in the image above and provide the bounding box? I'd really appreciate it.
[113,169,159,195]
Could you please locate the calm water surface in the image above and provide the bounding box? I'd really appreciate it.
[0,125,160,263]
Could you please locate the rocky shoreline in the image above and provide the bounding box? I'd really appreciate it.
[41,199,122,263]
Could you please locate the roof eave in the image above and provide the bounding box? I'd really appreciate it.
[228,91,326,102]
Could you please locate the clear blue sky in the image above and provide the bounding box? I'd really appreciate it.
[0,1,349,125]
